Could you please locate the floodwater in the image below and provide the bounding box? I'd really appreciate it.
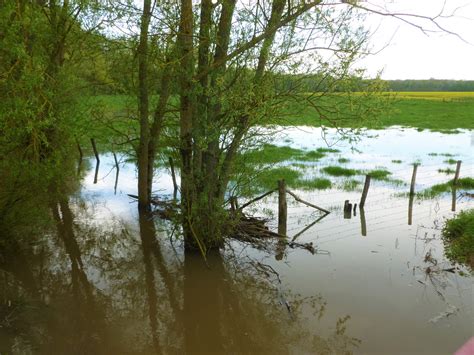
[1,127,473,354]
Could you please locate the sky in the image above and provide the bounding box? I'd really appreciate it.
[355,0,474,80]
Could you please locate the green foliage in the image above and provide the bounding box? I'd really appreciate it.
[391,159,402,164]
[338,158,350,163]
[442,209,474,269]
[444,159,458,165]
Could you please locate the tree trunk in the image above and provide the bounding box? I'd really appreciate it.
[177,0,196,249]
[137,0,152,210]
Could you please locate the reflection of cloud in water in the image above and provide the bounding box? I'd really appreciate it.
[80,154,181,222]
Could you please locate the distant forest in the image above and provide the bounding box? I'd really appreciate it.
[384,79,474,92]
[273,76,474,93]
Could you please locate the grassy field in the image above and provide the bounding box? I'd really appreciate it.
[88,92,474,133]
[281,92,474,131]
[379,92,474,131]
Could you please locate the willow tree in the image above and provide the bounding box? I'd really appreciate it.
[134,0,456,251]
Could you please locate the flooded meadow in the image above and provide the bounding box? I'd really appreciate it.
[1,127,473,354]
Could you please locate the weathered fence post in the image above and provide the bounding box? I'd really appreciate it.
[90,138,100,163]
[278,179,287,236]
[359,175,371,208]
[169,157,178,199]
[408,193,414,225]
[409,164,418,196]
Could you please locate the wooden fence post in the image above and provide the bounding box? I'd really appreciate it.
[344,200,352,219]
[360,207,367,237]
[409,164,418,196]
[360,175,371,208]
[278,179,287,237]
[453,160,462,186]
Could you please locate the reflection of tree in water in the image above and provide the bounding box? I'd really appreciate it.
[0,189,360,354]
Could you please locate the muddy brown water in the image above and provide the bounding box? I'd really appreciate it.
[0,127,473,354]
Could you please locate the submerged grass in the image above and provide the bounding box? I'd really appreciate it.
[301,150,326,161]
[340,179,361,191]
[242,144,305,164]
[442,209,474,269]
[254,167,302,191]
[428,152,455,157]
[322,166,360,177]
[294,178,332,190]
[241,144,343,165]
[438,168,456,175]
[250,167,332,192]
[419,177,474,198]
[368,169,392,180]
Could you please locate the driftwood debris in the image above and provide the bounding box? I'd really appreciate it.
[127,194,316,254]
[286,189,330,214]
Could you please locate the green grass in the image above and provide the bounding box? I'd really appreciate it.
[338,158,350,163]
[322,166,360,177]
[85,93,474,138]
[442,209,474,269]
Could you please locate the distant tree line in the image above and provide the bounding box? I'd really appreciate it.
[384,79,474,92]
